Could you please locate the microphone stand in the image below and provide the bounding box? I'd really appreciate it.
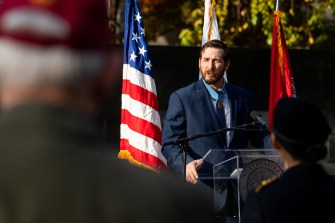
[163,122,258,181]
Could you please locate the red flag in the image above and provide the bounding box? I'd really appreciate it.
[268,10,296,130]
[118,0,167,171]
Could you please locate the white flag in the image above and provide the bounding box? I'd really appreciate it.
[202,0,220,45]
[200,0,227,81]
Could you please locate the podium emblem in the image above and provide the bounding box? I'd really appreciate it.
[239,158,284,202]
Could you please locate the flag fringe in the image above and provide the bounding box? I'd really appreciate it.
[207,0,217,41]
[118,150,158,172]
[274,10,284,78]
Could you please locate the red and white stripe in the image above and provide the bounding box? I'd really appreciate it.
[119,64,167,170]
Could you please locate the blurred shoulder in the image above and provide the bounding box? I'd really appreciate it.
[114,162,217,222]
[255,176,279,193]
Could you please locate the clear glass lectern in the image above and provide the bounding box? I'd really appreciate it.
[210,149,284,223]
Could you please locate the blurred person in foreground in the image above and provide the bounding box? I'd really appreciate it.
[241,97,335,223]
[0,0,217,222]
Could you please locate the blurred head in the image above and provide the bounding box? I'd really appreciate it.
[199,40,230,90]
[0,0,110,90]
[272,97,332,162]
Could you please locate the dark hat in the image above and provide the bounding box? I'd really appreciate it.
[0,0,109,50]
[273,97,331,145]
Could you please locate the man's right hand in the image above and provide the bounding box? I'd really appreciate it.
[185,159,204,184]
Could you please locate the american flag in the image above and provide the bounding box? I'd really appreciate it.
[268,10,296,130]
[118,0,167,170]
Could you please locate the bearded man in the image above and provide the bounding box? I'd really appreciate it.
[162,39,270,223]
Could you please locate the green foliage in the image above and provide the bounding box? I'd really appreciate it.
[138,0,335,49]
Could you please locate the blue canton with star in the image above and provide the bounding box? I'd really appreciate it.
[124,0,153,77]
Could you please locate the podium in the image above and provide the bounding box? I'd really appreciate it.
[201,149,284,223]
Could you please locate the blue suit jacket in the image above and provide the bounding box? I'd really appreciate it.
[162,79,269,179]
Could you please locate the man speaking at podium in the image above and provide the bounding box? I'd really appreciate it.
[162,40,269,221]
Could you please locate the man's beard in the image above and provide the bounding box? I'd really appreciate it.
[203,71,224,85]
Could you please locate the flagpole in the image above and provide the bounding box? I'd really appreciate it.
[275,0,279,11]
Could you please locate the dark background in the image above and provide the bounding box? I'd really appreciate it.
[104,45,335,143]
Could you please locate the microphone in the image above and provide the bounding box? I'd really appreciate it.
[250,110,269,130]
